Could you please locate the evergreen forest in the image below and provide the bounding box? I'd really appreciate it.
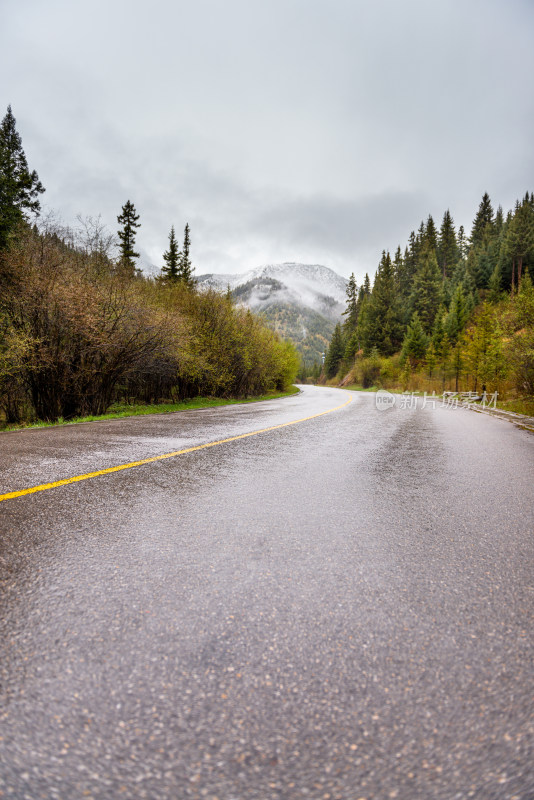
[323,193,534,408]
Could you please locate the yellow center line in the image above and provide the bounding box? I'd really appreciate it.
[0,394,353,503]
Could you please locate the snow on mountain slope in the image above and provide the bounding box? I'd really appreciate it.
[197,262,348,364]
[197,262,348,322]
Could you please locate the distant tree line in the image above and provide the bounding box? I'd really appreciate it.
[0,106,299,424]
[324,193,534,396]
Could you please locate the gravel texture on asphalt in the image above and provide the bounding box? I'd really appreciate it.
[0,386,533,800]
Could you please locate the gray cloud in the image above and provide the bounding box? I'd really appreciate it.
[1,0,533,281]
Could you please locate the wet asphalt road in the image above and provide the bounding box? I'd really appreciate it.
[0,385,533,800]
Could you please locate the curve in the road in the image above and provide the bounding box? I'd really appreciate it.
[0,391,352,503]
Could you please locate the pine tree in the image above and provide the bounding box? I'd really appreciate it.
[441,276,453,309]
[431,308,447,357]
[437,209,458,280]
[471,192,494,249]
[505,270,534,394]
[179,222,194,285]
[464,251,479,297]
[344,329,359,360]
[348,282,370,357]
[342,272,358,333]
[457,225,468,261]
[445,285,469,344]
[468,229,493,289]
[401,312,428,366]
[497,210,514,292]
[117,200,140,275]
[488,262,504,302]
[0,105,45,251]
[451,257,467,289]
[424,214,438,255]
[409,243,442,333]
[392,245,403,281]
[494,205,504,239]
[394,245,411,308]
[463,303,504,392]
[404,232,419,288]
[361,251,403,356]
[161,225,181,282]
[417,221,426,251]
[503,198,534,292]
[324,322,344,378]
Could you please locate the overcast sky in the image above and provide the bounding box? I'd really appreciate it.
[2,0,533,280]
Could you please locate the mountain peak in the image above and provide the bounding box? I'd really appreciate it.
[196,263,348,363]
[197,262,347,314]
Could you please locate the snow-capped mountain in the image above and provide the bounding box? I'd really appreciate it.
[197,263,348,364]
[197,262,347,321]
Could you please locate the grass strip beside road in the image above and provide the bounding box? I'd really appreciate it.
[0,387,301,432]
[0,391,352,503]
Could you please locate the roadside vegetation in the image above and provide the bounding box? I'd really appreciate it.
[322,193,534,406]
[0,107,299,428]
[1,388,300,432]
